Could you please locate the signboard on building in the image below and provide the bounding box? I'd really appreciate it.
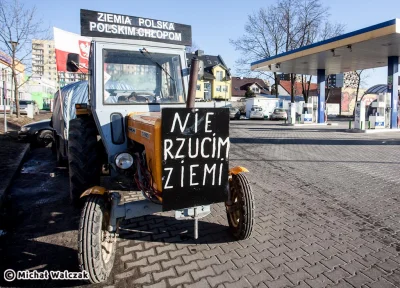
[80,9,192,46]
[0,51,12,65]
[161,108,229,211]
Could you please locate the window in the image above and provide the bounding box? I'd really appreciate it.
[103,49,185,105]
[252,87,260,93]
[216,71,224,81]
[216,85,221,92]
[234,87,239,91]
[196,84,201,91]
[222,86,228,92]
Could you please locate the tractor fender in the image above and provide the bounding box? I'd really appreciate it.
[229,166,249,175]
[80,186,108,198]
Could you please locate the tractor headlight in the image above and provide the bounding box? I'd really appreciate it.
[115,153,134,169]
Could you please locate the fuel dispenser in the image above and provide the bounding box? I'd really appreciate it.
[354,101,366,130]
[288,102,296,124]
[301,103,313,123]
[368,93,390,129]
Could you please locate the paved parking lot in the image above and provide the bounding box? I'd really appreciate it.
[107,121,400,288]
[2,120,400,288]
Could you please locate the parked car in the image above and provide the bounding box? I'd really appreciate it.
[14,100,40,115]
[249,106,265,120]
[270,108,288,120]
[18,119,54,147]
[229,107,241,120]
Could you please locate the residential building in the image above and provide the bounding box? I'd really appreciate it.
[231,77,270,101]
[0,50,26,108]
[275,80,318,97]
[32,39,87,87]
[32,40,58,82]
[186,50,231,101]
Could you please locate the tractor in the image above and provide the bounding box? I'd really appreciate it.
[65,9,255,283]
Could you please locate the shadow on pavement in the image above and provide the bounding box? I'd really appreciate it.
[0,146,235,287]
[246,127,347,132]
[230,137,400,145]
[118,214,235,245]
[229,158,400,165]
[0,146,85,287]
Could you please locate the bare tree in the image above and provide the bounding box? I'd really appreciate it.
[344,70,369,115]
[185,41,200,54]
[0,0,48,117]
[300,75,312,103]
[231,0,344,102]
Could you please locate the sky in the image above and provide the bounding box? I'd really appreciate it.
[22,0,400,88]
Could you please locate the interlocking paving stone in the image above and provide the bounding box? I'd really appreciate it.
[104,122,400,287]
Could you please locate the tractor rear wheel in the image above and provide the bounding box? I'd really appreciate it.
[226,173,255,240]
[78,195,116,283]
[68,117,100,205]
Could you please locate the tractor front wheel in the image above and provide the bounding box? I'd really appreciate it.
[78,195,116,284]
[226,173,255,240]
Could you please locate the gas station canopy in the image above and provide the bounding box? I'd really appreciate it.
[251,19,400,75]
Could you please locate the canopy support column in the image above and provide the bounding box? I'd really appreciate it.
[388,56,399,129]
[317,69,326,123]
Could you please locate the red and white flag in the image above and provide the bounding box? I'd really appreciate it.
[53,27,91,73]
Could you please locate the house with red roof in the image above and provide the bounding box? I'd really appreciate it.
[231,77,270,101]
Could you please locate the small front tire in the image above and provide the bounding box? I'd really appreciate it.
[36,130,53,147]
[78,195,117,284]
[226,173,255,240]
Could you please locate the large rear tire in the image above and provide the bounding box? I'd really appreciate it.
[226,173,255,240]
[78,195,116,283]
[68,117,100,205]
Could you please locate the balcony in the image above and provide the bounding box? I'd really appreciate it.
[32,49,44,55]
[32,44,43,49]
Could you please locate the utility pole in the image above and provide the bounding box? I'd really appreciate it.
[2,69,7,133]
[9,41,19,118]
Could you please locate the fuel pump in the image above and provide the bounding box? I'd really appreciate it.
[368,93,387,129]
[355,101,366,130]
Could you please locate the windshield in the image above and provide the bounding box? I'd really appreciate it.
[103,49,185,105]
[274,108,286,113]
[20,101,33,105]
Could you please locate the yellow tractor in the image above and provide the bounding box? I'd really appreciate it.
[66,9,255,283]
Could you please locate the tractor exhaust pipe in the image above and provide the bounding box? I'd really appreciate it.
[187,58,199,109]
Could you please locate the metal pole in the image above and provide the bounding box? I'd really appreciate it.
[2,69,7,133]
[193,207,198,239]
[187,58,199,109]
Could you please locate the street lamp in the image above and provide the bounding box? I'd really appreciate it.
[8,41,19,117]
[2,68,7,132]
[9,40,18,50]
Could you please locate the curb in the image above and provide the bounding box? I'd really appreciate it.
[0,143,30,210]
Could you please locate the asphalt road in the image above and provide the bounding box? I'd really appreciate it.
[1,120,400,288]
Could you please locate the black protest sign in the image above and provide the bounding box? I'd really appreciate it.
[80,9,192,46]
[161,108,229,211]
